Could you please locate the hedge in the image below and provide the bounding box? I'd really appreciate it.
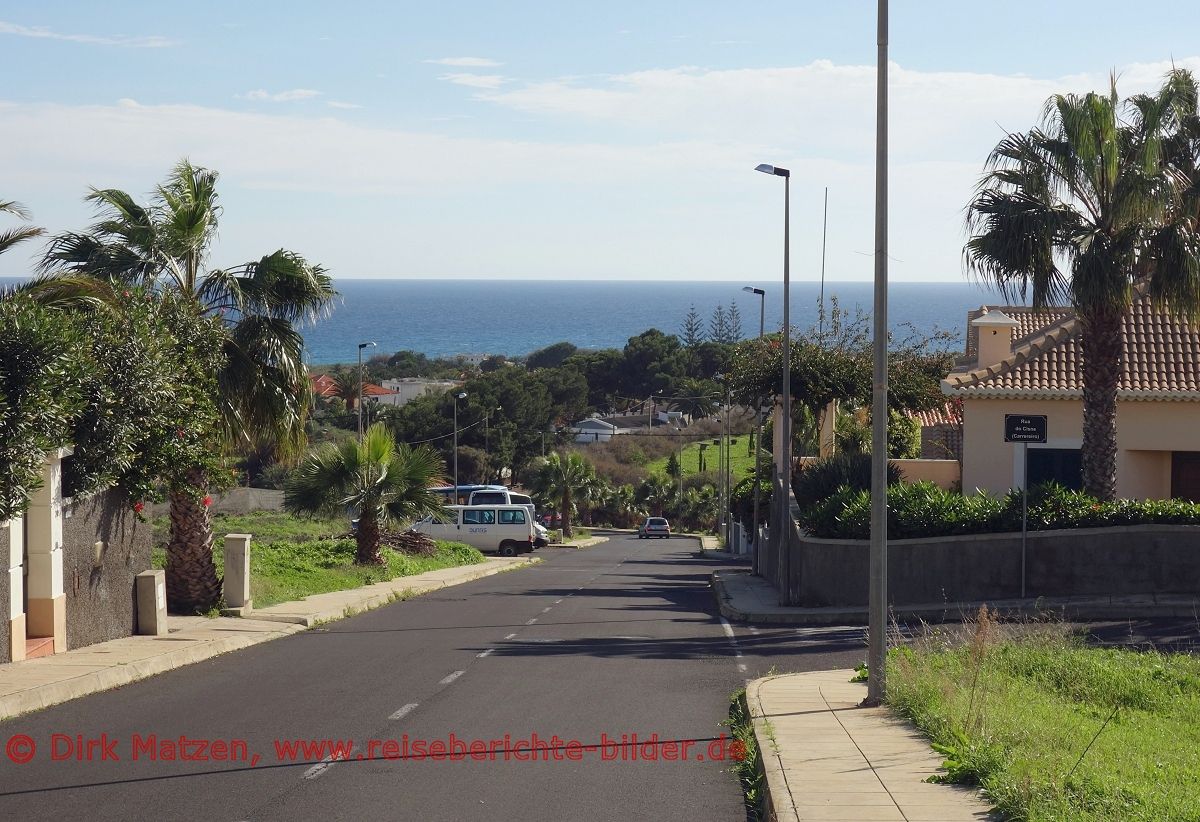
[803,481,1200,540]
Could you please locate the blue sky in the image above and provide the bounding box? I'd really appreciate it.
[3,2,1200,282]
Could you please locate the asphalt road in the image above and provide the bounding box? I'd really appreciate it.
[0,532,865,822]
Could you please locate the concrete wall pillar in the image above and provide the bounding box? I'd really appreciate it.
[223,534,252,610]
[6,517,24,662]
[135,570,168,636]
[819,399,838,458]
[25,450,69,653]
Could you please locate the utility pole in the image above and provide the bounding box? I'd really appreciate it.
[867,0,890,706]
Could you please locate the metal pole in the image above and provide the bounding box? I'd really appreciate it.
[1021,442,1028,599]
[780,173,792,605]
[867,0,889,706]
[357,346,364,440]
[819,186,829,336]
[453,398,459,497]
[752,293,764,574]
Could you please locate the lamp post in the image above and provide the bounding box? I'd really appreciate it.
[357,341,376,440]
[755,162,791,605]
[867,0,890,706]
[743,285,766,570]
[453,391,467,501]
[485,405,502,481]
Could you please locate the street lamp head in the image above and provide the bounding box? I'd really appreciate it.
[456,391,467,400]
[358,341,377,350]
[742,286,765,296]
[754,163,790,178]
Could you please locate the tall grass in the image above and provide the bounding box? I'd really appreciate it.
[887,610,1200,820]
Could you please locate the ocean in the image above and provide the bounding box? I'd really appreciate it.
[301,279,1008,365]
[0,276,1011,364]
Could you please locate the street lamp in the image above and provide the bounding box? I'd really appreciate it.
[755,162,791,604]
[742,285,766,571]
[485,405,502,481]
[357,341,377,440]
[453,391,467,500]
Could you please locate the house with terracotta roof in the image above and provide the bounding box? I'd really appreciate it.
[942,288,1200,501]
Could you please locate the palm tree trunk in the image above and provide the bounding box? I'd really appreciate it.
[560,490,572,539]
[1079,305,1122,501]
[166,470,222,613]
[356,511,384,565]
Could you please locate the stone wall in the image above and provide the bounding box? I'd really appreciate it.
[62,490,151,650]
[779,525,1200,608]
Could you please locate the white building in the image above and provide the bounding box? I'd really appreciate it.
[378,378,462,407]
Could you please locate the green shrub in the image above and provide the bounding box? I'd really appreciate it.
[803,480,1200,540]
[792,452,901,510]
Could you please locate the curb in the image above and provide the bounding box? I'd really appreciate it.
[744,675,798,822]
[0,557,540,721]
[713,569,1200,625]
[0,624,306,721]
[545,536,609,550]
[248,557,542,627]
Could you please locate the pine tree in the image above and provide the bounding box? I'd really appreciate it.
[727,301,743,342]
[709,304,729,345]
[665,451,681,480]
[680,305,706,348]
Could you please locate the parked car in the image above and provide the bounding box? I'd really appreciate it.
[409,504,536,556]
[533,520,550,548]
[638,517,671,539]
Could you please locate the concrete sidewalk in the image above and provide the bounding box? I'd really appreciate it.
[714,568,1200,625]
[0,555,538,721]
[747,670,997,821]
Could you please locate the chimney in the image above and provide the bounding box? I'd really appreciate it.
[972,309,1020,367]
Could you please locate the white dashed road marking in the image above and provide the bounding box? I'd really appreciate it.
[389,703,418,720]
[477,648,494,658]
[504,633,517,640]
[439,670,465,685]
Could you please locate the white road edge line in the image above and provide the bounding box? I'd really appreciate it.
[719,617,747,669]
[389,703,418,720]
[439,670,465,685]
[477,648,494,658]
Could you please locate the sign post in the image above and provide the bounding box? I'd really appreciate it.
[1004,414,1047,599]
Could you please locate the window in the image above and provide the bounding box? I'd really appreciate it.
[509,494,533,507]
[1172,452,1200,502]
[1026,448,1082,491]
[471,492,507,505]
[463,509,496,525]
[427,510,458,525]
[499,509,526,524]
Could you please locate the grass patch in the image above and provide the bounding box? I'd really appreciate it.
[248,539,485,608]
[887,609,1200,821]
[152,510,348,551]
[151,522,486,609]
[726,687,766,821]
[645,435,759,480]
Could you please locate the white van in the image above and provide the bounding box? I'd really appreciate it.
[409,504,535,557]
[467,489,548,547]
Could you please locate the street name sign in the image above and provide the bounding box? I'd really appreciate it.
[1004,414,1047,444]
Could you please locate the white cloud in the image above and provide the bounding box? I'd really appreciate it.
[0,20,175,47]
[327,100,363,109]
[6,56,1200,282]
[237,88,322,102]
[439,73,506,89]
[424,57,502,67]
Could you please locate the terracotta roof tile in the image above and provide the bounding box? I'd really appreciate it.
[944,285,1200,400]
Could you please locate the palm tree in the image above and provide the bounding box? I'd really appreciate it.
[965,70,1200,500]
[531,451,594,539]
[284,424,447,565]
[0,199,43,257]
[637,475,677,518]
[40,160,336,610]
